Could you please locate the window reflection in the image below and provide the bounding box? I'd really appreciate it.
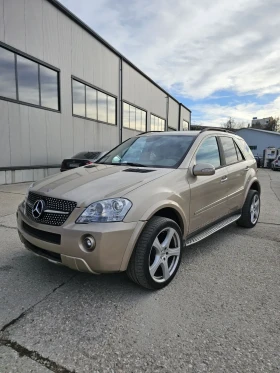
[40,65,58,110]
[0,47,16,99]
[129,105,136,130]
[108,95,116,124]
[183,120,189,130]
[86,86,97,120]
[98,91,107,122]
[123,102,146,131]
[136,108,142,131]
[123,103,130,128]
[196,137,221,168]
[142,111,146,132]
[17,55,39,105]
[73,80,85,117]
[151,114,165,131]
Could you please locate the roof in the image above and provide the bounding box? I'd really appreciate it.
[47,0,191,114]
[236,128,280,136]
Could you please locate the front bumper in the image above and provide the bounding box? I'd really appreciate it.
[17,203,146,274]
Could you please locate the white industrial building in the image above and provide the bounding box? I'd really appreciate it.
[0,0,191,184]
[236,128,280,157]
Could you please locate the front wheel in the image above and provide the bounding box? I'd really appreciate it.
[237,190,260,228]
[127,217,183,290]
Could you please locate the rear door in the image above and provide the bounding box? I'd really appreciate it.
[188,136,229,234]
[218,136,248,213]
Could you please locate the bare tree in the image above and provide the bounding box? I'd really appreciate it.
[223,117,245,130]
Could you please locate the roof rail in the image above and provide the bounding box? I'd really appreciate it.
[136,131,166,136]
[200,127,234,134]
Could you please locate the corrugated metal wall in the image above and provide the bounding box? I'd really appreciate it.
[0,0,191,168]
[236,129,280,156]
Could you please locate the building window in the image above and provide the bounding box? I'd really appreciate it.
[151,114,165,131]
[183,120,189,131]
[249,145,257,150]
[123,102,146,132]
[72,78,116,125]
[0,45,59,111]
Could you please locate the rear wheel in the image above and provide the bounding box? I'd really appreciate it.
[237,190,260,228]
[127,217,183,290]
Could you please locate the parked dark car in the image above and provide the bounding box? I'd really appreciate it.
[60,151,107,172]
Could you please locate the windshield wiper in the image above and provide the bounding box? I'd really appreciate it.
[120,162,148,167]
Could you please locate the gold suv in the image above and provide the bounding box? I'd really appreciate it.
[17,129,261,289]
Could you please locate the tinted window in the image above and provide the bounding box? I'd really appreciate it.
[108,95,116,124]
[98,91,107,122]
[86,86,97,120]
[17,55,39,105]
[72,80,85,117]
[0,47,16,99]
[220,137,238,165]
[40,65,59,110]
[196,137,221,169]
[98,135,195,168]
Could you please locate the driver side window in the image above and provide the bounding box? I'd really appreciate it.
[196,137,221,169]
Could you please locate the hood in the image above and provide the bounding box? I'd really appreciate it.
[31,164,174,207]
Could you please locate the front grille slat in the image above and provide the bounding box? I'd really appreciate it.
[26,192,77,226]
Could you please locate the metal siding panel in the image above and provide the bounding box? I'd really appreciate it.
[8,102,22,166]
[42,0,59,66]
[122,128,140,141]
[84,120,94,150]
[57,12,73,159]
[0,0,4,41]
[168,99,179,130]
[29,108,48,166]
[4,0,25,51]
[19,105,31,165]
[71,23,84,79]
[92,39,102,88]
[0,100,10,167]
[73,117,85,154]
[25,0,44,60]
[83,32,94,85]
[102,48,119,96]
[45,111,61,164]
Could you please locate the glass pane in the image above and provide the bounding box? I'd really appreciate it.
[17,55,39,105]
[129,105,136,129]
[123,102,130,128]
[72,80,85,117]
[196,137,221,169]
[141,111,146,132]
[155,116,159,131]
[234,142,244,161]
[98,91,107,122]
[151,115,155,131]
[183,120,189,130]
[0,47,16,99]
[40,65,58,110]
[86,86,97,119]
[220,137,238,165]
[108,95,116,124]
[136,108,142,131]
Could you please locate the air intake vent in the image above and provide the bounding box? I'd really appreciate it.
[123,168,154,173]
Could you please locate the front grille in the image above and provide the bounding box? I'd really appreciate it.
[22,221,61,244]
[26,192,77,226]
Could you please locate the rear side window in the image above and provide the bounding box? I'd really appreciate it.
[196,137,221,169]
[220,137,239,165]
[234,142,245,161]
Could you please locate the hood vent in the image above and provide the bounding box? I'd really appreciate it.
[123,168,155,173]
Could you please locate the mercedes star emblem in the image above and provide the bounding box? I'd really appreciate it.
[32,200,45,219]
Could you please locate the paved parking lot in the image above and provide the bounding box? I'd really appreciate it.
[0,169,279,373]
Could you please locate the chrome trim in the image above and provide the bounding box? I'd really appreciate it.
[44,210,69,215]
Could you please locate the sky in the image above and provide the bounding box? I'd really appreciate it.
[60,0,280,127]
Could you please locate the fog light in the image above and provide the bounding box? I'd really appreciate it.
[82,235,96,252]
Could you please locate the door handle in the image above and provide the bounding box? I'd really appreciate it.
[221,176,228,183]
[244,166,249,171]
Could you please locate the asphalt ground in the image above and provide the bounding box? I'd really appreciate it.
[0,169,279,373]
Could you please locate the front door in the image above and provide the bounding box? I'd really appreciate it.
[188,136,229,234]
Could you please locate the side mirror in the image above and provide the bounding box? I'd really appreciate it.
[193,163,215,176]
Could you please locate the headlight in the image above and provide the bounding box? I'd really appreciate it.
[76,198,132,223]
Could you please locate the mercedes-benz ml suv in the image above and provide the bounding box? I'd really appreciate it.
[17,129,261,290]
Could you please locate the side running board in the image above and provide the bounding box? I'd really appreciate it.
[185,214,241,247]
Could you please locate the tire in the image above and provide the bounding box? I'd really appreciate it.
[237,190,260,228]
[127,217,183,290]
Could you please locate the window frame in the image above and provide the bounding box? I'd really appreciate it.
[71,76,117,126]
[217,136,246,166]
[150,113,166,131]
[0,42,60,113]
[122,100,147,132]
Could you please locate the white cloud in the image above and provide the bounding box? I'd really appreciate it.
[60,0,280,121]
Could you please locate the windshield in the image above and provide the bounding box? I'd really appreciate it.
[98,135,195,168]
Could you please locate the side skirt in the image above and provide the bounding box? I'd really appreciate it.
[185,213,241,247]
